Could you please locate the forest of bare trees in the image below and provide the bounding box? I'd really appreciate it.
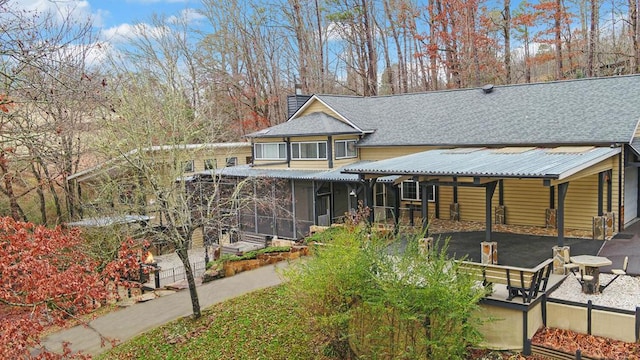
[0,0,639,224]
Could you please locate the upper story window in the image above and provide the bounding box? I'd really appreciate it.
[335,139,357,159]
[226,157,237,167]
[254,142,286,160]
[182,160,195,173]
[291,141,327,160]
[401,181,436,202]
[204,159,217,170]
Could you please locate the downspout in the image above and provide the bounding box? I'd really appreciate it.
[619,148,623,231]
[328,136,333,169]
[286,137,291,168]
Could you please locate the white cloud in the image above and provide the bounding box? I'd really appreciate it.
[101,22,169,43]
[9,0,103,26]
[125,0,189,3]
[167,8,205,24]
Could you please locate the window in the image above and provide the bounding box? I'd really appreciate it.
[401,181,436,202]
[204,159,217,170]
[182,160,194,172]
[254,143,286,160]
[226,157,237,167]
[291,141,327,160]
[335,139,357,159]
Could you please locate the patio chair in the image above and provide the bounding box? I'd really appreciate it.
[563,252,579,275]
[600,256,629,292]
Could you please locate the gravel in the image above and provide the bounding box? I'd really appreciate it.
[548,273,640,311]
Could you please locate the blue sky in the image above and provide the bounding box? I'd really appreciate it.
[18,0,203,41]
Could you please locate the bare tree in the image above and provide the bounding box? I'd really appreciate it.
[0,1,105,223]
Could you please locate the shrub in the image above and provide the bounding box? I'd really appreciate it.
[284,225,488,360]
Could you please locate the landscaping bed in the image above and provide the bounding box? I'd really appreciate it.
[202,245,308,281]
[531,327,640,359]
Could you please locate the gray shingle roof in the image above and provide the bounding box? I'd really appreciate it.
[314,75,640,147]
[246,112,361,138]
[342,147,621,180]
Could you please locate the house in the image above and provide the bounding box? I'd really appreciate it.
[202,75,640,246]
[67,142,252,248]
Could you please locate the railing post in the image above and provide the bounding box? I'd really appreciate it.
[523,338,531,356]
[587,300,592,335]
[576,349,582,359]
[636,306,640,342]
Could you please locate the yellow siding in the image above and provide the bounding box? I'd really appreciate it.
[289,160,329,169]
[299,101,341,118]
[564,174,599,230]
[553,156,615,185]
[502,179,549,227]
[438,186,454,220]
[292,135,329,142]
[458,187,487,222]
[334,158,361,168]
[360,146,434,161]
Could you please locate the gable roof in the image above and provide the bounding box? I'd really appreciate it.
[309,75,640,147]
[246,112,362,138]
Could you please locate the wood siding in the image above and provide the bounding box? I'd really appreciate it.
[359,146,434,161]
[299,101,342,119]
[502,179,549,227]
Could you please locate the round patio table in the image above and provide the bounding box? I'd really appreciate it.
[570,255,612,294]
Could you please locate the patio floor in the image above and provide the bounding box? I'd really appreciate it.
[429,231,604,268]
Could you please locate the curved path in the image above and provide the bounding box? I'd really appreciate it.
[42,262,288,356]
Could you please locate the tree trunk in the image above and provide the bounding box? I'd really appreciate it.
[30,162,47,225]
[361,0,378,96]
[587,0,599,77]
[504,0,512,84]
[176,239,201,318]
[631,0,640,73]
[555,0,564,79]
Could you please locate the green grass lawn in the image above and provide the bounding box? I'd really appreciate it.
[98,285,336,360]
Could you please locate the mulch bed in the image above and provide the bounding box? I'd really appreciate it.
[531,327,640,360]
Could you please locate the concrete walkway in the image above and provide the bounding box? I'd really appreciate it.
[42,262,288,356]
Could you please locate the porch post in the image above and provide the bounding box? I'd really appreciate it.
[485,181,498,241]
[421,181,429,234]
[598,171,604,216]
[393,184,401,232]
[557,182,569,246]
[291,180,296,238]
[607,169,612,212]
[366,179,376,223]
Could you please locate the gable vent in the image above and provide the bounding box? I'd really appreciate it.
[481,84,494,94]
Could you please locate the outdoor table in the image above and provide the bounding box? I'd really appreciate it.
[570,255,612,294]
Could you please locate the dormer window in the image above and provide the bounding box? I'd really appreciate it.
[291,141,327,160]
[255,142,286,160]
[335,139,357,159]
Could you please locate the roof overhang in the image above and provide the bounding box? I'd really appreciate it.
[342,147,621,182]
[204,163,398,183]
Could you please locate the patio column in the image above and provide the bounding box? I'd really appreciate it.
[557,182,569,246]
[421,181,429,234]
[366,179,376,223]
[393,184,400,233]
[598,171,604,216]
[485,181,498,241]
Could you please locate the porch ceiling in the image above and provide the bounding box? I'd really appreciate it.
[342,147,621,181]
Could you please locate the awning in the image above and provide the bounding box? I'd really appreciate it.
[342,147,621,180]
[209,162,399,183]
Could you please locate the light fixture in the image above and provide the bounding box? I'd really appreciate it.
[349,189,357,197]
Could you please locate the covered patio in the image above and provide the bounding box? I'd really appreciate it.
[344,146,622,247]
